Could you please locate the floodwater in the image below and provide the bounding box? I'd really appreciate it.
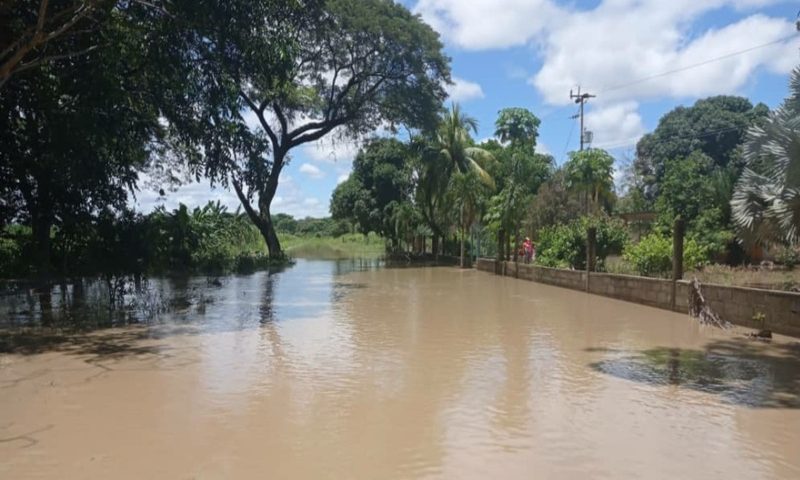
[2,259,800,479]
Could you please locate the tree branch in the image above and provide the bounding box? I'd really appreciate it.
[12,45,98,76]
[290,116,351,147]
[231,175,261,225]
[273,102,289,141]
[239,90,279,149]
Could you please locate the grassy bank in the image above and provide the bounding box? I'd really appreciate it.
[280,233,385,259]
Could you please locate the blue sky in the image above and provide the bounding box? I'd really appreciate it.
[133,0,799,218]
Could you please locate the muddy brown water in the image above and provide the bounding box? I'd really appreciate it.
[2,259,800,479]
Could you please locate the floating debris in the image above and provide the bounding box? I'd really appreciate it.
[688,277,732,330]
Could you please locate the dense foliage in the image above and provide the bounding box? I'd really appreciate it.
[330,138,413,246]
[635,95,769,199]
[0,3,177,276]
[536,217,628,270]
[166,0,450,258]
[0,202,365,278]
[623,234,708,277]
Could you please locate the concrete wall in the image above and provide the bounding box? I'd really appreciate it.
[589,272,674,310]
[685,282,800,338]
[475,258,800,338]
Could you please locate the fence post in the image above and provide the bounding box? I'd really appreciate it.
[671,216,685,310]
[586,226,597,292]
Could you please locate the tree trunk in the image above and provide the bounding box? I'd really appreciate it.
[459,205,465,268]
[432,235,440,260]
[460,229,465,268]
[261,214,282,258]
[31,213,52,280]
[497,229,505,262]
[232,179,282,259]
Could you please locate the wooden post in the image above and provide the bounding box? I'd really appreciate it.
[586,226,597,292]
[671,216,685,310]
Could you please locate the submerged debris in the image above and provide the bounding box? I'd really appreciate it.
[746,329,773,341]
[688,277,732,330]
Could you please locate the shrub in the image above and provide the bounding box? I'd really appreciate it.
[774,245,800,269]
[536,216,628,270]
[623,233,708,277]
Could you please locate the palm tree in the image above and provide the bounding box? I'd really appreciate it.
[432,104,495,266]
[435,103,495,187]
[450,171,486,267]
[732,67,800,245]
[391,202,420,254]
[564,148,615,215]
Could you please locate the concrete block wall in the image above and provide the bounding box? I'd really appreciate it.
[499,261,586,291]
[474,258,800,338]
[588,272,674,310]
[682,281,800,337]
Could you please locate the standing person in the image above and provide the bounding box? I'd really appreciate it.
[523,237,533,264]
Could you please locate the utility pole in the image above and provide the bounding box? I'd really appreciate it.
[570,87,596,151]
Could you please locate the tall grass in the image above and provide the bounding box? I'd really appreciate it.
[280,232,385,259]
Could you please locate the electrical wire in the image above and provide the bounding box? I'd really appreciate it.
[592,123,751,151]
[561,109,579,157]
[597,34,797,96]
[537,33,797,124]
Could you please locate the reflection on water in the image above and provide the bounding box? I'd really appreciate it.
[1,259,800,479]
[0,257,383,333]
[590,342,800,408]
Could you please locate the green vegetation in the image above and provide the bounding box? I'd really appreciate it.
[536,217,628,270]
[0,201,385,278]
[2,1,798,288]
[280,233,384,259]
[331,139,414,249]
[169,0,449,259]
[732,67,800,246]
[622,234,708,278]
[0,0,449,279]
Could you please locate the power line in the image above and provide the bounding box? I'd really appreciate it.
[592,123,750,151]
[561,107,579,157]
[597,34,796,96]
[537,33,796,123]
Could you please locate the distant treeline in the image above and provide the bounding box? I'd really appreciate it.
[0,203,363,279]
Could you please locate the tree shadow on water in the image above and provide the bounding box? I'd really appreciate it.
[0,326,187,360]
[588,340,800,408]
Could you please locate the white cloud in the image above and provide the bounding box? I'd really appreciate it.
[132,173,329,219]
[585,101,646,149]
[337,173,350,184]
[536,142,551,156]
[445,76,486,102]
[414,0,560,50]
[414,0,795,154]
[303,129,363,164]
[131,177,241,213]
[299,162,325,179]
[271,176,329,218]
[529,8,795,106]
